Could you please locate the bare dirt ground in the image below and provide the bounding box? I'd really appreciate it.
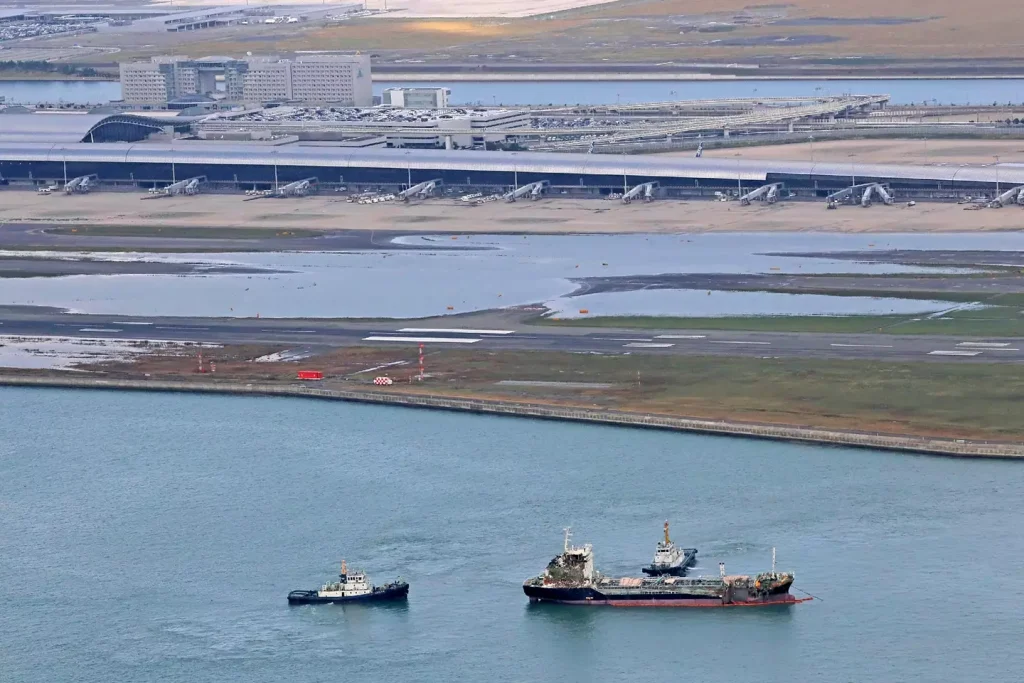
[2,191,1023,235]
[698,139,1024,166]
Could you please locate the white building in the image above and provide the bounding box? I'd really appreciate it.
[120,53,372,107]
[242,59,292,102]
[289,54,372,106]
[382,87,450,109]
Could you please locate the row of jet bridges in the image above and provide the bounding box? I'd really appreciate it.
[44,173,1024,210]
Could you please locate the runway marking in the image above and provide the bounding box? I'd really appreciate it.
[957,342,1011,348]
[398,328,514,335]
[989,348,1021,352]
[364,336,481,344]
[608,338,653,342]
[712,340,770,345]
[79,328,121,333]
[928,350,981,357]
[830,343,895,348]
[655,334,706,339]
[290,330,318,334]
[624,342,674,348]
[156,326,207,331]
[112,322,154,326]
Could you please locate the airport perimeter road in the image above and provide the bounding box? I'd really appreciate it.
[2,311,1024,363]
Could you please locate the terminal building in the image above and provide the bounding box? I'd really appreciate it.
[120,54,372,107]
[381,87,451,109]
[0,143,1015,198]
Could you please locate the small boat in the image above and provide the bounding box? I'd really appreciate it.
[288,560,409,605]
[641,521,697,576]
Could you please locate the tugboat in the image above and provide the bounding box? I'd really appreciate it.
[524,529,809,608]
[642,521,697,576]
[287,560,409,605]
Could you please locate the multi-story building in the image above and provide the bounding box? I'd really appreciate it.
[242,59,292,102]
[288,54,372,106]
[381,87,450,109]
[120,53,371,107]
[120,55,248,105]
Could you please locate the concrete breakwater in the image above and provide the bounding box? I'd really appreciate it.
[2,375,1021,459]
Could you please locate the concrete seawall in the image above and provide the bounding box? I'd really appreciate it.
[3,375,1021,459]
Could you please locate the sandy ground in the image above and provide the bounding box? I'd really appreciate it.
[147,0,618,17]
[699,139,1024,166]
[2,191,1024,235]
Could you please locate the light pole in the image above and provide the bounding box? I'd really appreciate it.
[273,150,279,192]
[995,155,1000,196]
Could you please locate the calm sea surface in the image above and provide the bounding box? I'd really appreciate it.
[5,78,1024,106]
[2,387,1023,682]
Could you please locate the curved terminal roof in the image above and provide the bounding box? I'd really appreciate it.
[0,114,175,144]
[0,142,1021,186]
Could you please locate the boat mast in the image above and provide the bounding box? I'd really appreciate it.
[563,527,572,553]
[772,547,776,574]
[341,559,347,578]
[663,520,671,545]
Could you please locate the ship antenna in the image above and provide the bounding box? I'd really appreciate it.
[664,520,671,545]
[563,527,572,553]
[719,562,726,578]
[341,559,347,577]
[772,547,776,575]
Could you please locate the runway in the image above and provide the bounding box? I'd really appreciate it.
[2,309,1022,363]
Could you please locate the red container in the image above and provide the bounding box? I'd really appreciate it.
[297,370,323,380]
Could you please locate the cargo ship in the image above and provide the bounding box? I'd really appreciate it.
[641,521,697,576]
[288,560,409,605]
[524,529,809,608]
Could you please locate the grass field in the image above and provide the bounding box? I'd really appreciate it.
[93,345,1024,442]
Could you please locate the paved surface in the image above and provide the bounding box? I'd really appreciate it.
[2,309,1023,363]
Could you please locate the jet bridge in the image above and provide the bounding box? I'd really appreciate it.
[739,182,784,206]
[398,178,442,202]
[825,182,894,208]
[622,181,658,204]
[987,185,1024,208]
[147,176,205,198]
[276,177,317,197]
[64,174,98,194]
[504,180,549,202]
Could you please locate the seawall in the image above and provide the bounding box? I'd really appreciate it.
[2,375,1021,459]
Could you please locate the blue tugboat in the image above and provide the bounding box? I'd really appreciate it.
[288,560,409,605]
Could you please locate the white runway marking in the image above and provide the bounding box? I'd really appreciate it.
[830,343,895,348]
[928,350,981,356]
[655,334,706,339]
[398,328,514,335]
[608,338,653,342]
[364,336,481,344]
[957,342,1011,348]
[112,322,154,326]
[712,340,770,345]
[624,342,674,348]
[79,328,121,333]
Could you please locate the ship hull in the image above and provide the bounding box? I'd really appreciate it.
[288,582,409,605]
[523,584,806,608]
